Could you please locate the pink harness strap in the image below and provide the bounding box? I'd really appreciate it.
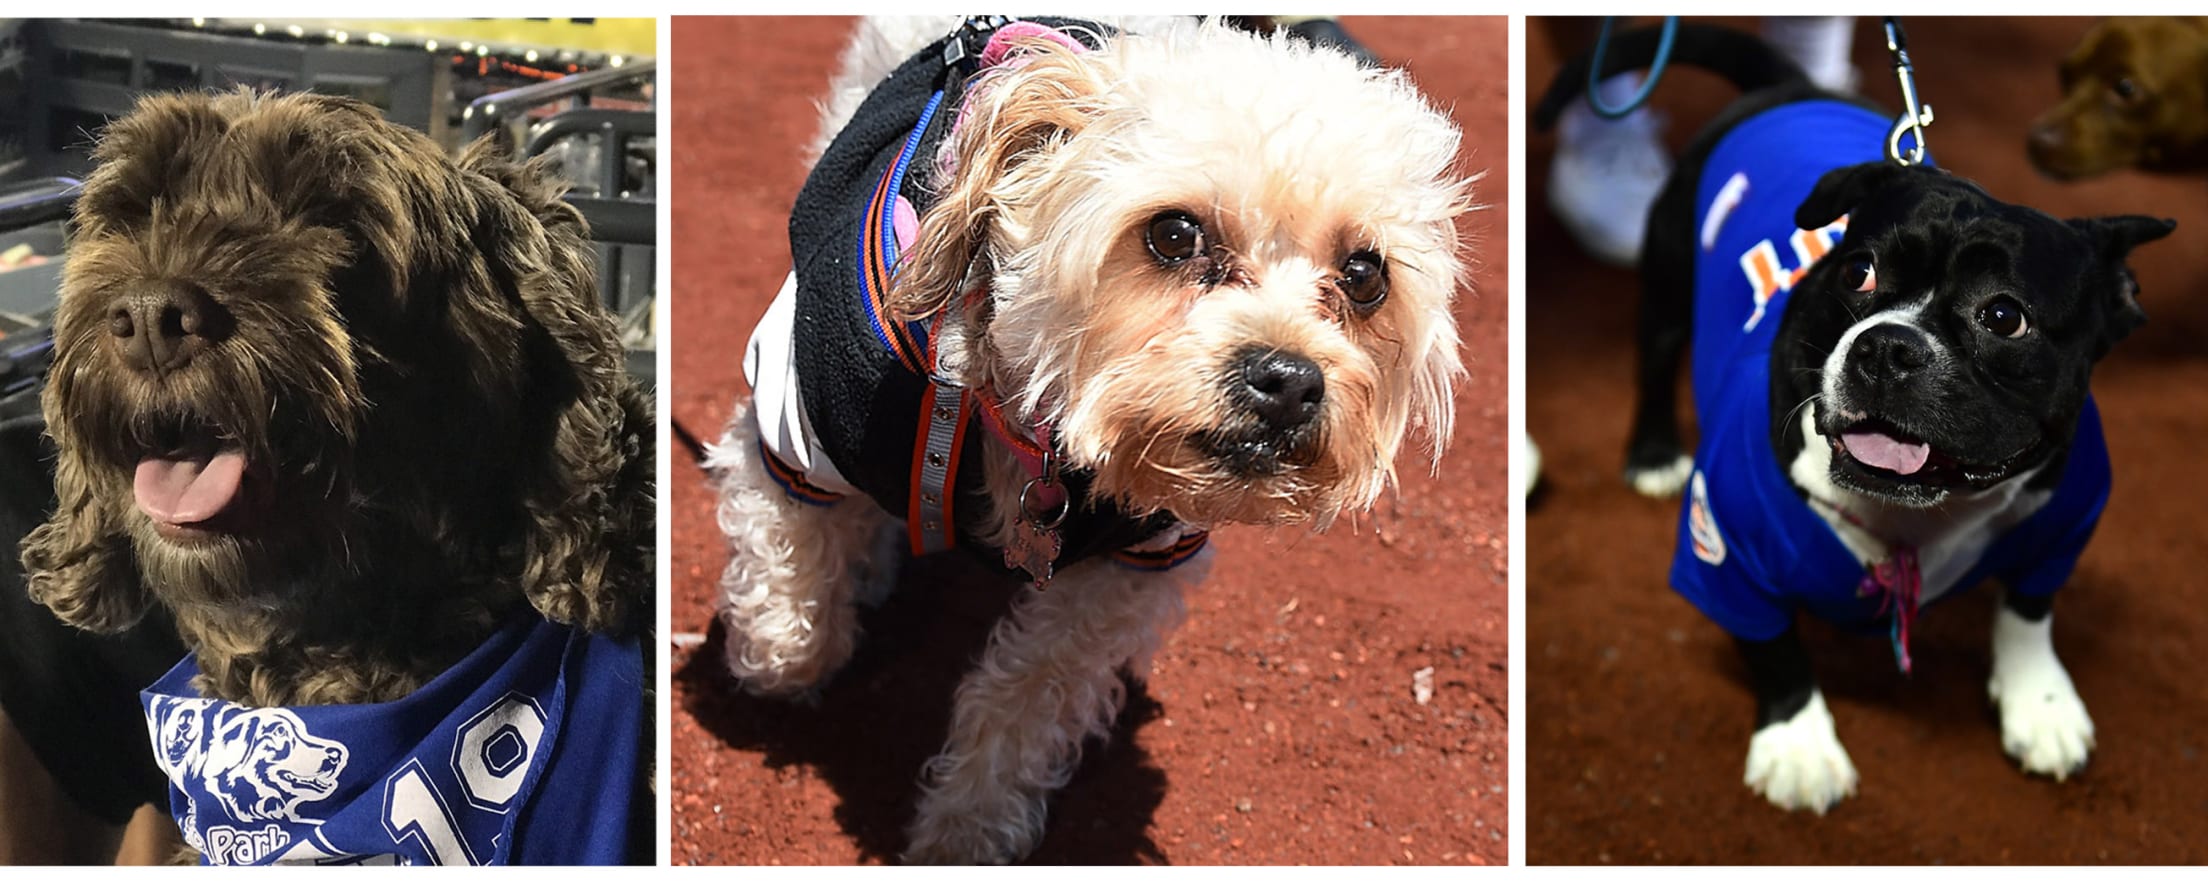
[941,21,1092,179]
[979,20,1089,66]
[1857,546,1923,674]
[1827,501,1924,674]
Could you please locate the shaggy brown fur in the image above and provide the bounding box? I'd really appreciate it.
[20,90,653,709]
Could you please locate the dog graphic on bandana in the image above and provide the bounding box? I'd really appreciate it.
[148,696,351,862]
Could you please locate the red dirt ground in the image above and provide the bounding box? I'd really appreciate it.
[1528,17,2208,865]
[667,16,1509,866]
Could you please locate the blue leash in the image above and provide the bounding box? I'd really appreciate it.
[1586,16,1677,119]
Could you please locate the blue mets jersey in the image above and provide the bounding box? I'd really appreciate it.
[141,615,643,865]
[1670,100,2112,641]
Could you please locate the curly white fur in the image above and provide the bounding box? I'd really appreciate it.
[715,15,1475,864]
[706,406,901,697]
[905,553,1204,863]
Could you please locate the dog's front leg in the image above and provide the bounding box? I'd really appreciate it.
[1988,591,2094,779]
[1738,624,1858,813]
[708,405,902,697]
[903,561,1190,865]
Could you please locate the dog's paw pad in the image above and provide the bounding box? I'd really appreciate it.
[1991,671,2095,780]
[1626,454,1694,498]
[1743,693,1858,814]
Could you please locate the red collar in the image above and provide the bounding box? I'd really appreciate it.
[972,390,1047,458]
[972,390,1064,518]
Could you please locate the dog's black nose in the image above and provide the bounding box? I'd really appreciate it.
[1237,350,1326,433]
[1847,323,1932,388]
[109,283,225,376]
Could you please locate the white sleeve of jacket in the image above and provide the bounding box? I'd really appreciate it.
[745,271,860,497]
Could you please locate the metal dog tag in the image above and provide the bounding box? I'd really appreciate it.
[1005,517,1061,588]
[1006,466,1068,587]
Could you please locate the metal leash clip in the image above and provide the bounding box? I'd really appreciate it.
[1884,17,1934,166]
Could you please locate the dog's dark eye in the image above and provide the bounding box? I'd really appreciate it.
[1978,296,2030,339]
[1339,250,1388,308]
[1145,212,1204,265]
[2111,77,2140,103]
[1841,258,1876,293]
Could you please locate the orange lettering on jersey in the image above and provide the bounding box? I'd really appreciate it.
[1736,216,1851,333]
[1739,242,1783,331]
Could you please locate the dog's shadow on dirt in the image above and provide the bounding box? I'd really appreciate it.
[678,554,1171,865]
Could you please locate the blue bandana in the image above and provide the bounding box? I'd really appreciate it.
[141,615,643,865]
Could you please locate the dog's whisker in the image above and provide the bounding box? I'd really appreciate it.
[1781,393,1823,433]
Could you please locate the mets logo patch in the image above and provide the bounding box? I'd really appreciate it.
[1689,470,1726,566]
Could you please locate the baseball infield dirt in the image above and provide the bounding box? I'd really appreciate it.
[1528,16,2208,865]
[668,16,1510,865]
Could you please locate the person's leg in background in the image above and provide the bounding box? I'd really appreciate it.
[113,806,182,865]
[1543,17,1673,269]
[1763,16,1858,94]
[1544,17,1858,269]
[0,413,183,865]
[0,711,123,864]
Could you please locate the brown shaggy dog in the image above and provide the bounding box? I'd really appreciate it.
[20,90,653,709]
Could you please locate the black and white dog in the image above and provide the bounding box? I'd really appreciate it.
[1538,25,2173,813]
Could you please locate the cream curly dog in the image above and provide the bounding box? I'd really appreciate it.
[709,16,1475,863]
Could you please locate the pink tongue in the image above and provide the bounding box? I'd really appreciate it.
[134,450,247,525]
[1841,431,1930,475]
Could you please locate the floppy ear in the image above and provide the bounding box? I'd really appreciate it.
[15,94,219,634]
[1793,162,1923,230]
[20,443,152,633]
[71,92,234,240]
[2070,214,2175,347]
[462,146,655,636]
[887,39,1106,322]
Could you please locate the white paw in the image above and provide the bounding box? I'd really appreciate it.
[1627,453,1694,498]
[1515,429,1542,500]
[1743,691,1858,814]
[1991,672,2095,780]
[1989,620,2095,779]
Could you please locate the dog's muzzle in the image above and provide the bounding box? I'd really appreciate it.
[1203,346,1326,476]
[1824,322,2049,494]
[108,282,230,378]
[1843,324,1934,398]
[1235,348,1325,435]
